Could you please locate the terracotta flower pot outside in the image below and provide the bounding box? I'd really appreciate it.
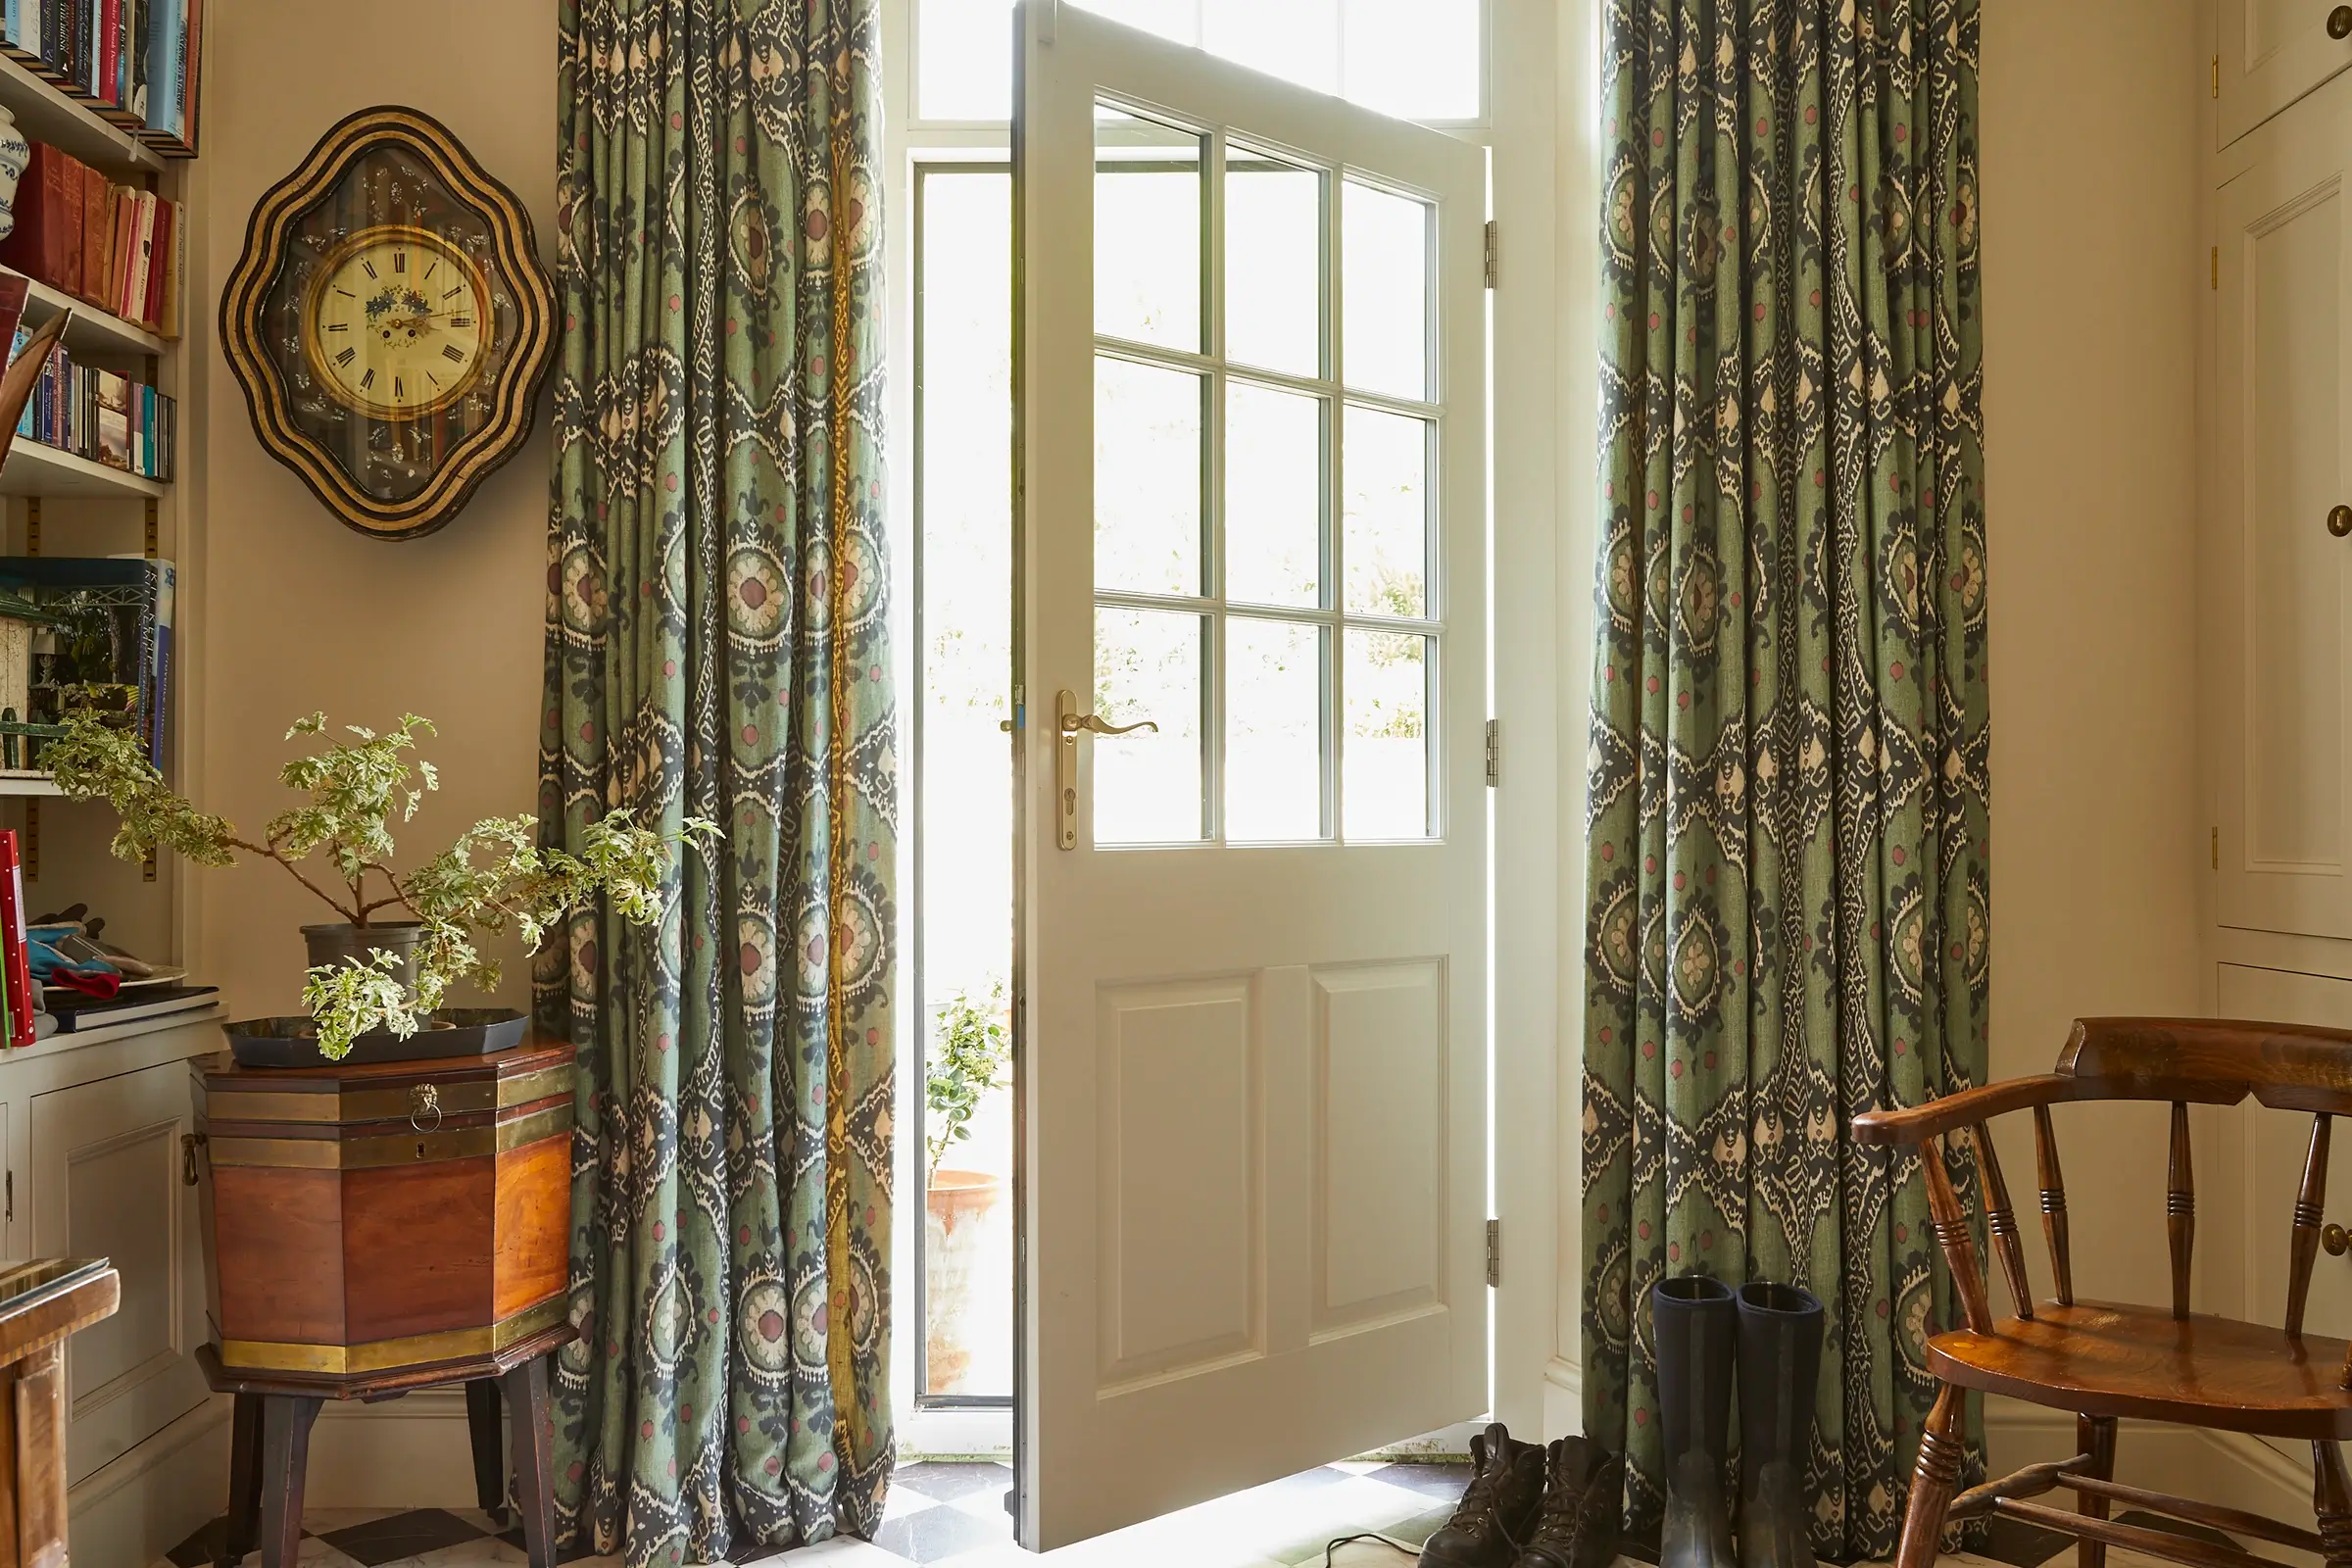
[925,1168,1007,1395]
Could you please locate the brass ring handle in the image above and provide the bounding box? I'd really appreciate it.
[410,1082,443,1134]
[180,1132,208,1187]
[2326,1221,2350,1255]
[2332,5,2352,40]
[2332,506,2352,538]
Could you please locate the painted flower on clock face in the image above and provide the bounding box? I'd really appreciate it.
[306,225,491,420]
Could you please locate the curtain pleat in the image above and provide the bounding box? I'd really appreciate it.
[538,0,895,1561]
[1581,0,1988,1558]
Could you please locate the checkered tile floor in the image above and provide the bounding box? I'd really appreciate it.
[149,1463,2234,1568]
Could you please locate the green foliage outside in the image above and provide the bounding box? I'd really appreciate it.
[46,707,714,1059]
[926,982,1008,1182]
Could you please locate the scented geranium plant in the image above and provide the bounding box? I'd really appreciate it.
[46,707,712,1059]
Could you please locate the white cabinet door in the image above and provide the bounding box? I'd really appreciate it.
[2221,0,2352,147]
[2212,89,2352,940]
[33,1060,208,1485]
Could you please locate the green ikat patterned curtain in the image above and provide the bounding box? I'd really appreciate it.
[1580,0,1988,1558]
[538,0,894,1561]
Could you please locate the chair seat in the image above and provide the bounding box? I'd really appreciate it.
[1929,1298,2352,1439]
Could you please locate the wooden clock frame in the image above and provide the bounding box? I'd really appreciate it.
[220,106,556,541]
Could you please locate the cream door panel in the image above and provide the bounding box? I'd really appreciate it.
[2222,0,2352,148]
[1016,0,1488,1547]
[2214,90,2352,939]
[33,1060,208,1485]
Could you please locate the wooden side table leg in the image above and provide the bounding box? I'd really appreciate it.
[220,1393,265,1568]
[257,1395,319,1568]
[503,1353,556,1568]
[465,1377,508,1525]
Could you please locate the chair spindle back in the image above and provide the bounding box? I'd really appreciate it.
[2167,1102,2195,1322]
[2288,1112,2332,1340]
[2033,1103,2075,1307]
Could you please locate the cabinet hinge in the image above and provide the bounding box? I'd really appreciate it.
[1485,719,1500,787]
[1484,220,1497,289]
[1485,1218,1500,1287]
[2213,55,2220,98]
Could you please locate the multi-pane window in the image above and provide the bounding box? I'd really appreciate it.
[916,0,1484,123]
[1089,102,1443,845]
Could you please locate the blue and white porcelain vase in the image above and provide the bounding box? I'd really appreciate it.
[0,110,28,244]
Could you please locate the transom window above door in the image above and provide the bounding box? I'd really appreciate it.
[916,0,1484,123]
[1088,100,1446,847]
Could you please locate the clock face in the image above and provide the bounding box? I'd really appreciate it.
[222,109,555,539]
[305,226,490,420]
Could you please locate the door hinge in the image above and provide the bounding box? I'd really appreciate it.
[1485,1218,1500,1287]
[2212,55,2220,98]
[7,1170,14,1224]
[1484,719,1499,787]
[1484,220,1497,289]
[2213,826,2220,870]
[2212,246,2219,290]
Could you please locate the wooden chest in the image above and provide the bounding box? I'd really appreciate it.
[191,1040,574,1379]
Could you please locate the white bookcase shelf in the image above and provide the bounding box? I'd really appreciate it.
[0,47,163,177]
[4,266,166,359]
[0,440,163,498]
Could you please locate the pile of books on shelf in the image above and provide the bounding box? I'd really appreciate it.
[0,140,181,333]
[0,0,202,157]
[7,324,172,476]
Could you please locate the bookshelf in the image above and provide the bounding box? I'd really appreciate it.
[4,263,165,357]
[0,47,161,177]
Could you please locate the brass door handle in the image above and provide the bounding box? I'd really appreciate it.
[2326,1221,2350,1255]
[2331,5,2352,40]
[2331,506,2352,538]
[1060,713,1159,738]
[1054,689,1157,850]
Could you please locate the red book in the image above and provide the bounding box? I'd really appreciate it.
[78,163,110,307]
[0,831,35,1047]
[97,0,119,107]
[51,150,83,300]
[111,187,136,318]
[178,0,201,151]
[0,144,63,287]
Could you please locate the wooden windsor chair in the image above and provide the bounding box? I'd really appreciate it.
[1852,1017,2352,1568]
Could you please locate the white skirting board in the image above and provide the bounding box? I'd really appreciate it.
[303,1390,492,1508]
[68,1394,231,1568]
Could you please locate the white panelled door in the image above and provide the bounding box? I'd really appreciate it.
[1012,0,1489,1548]
[2219,0,2352,148]
[2213,86,2352,940]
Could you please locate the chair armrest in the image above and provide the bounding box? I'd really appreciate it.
[1850,1075,2084,1146]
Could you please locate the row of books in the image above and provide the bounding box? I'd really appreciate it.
[0,0,201,156]
[0,555,173,767]
[0,141,179,334]
[9,323,173,478]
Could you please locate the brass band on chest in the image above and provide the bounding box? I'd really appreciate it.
[202,1062,574,1126]
[206,1102,571,1170]
[217,1295,566,1376]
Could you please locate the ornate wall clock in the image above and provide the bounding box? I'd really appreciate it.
[220,106,556,540]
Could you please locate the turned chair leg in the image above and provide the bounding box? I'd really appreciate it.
[1895,1384,1967,1568]
[217,1393,264,1568]
[2078,1413,2118,1568]
[2316,1440,2352,1568]
[256,1395,320,1568]
[503,1352,557,1568]
[465,1377,509,1525]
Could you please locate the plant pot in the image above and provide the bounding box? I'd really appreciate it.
[302,921,423,996]
[925,1169,1007,1396]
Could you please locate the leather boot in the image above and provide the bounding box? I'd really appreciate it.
[1419,1422,1545,1568]
[1736,1281,1824,1568]
[1512,1437,1623,1568]
[1653,1274,1737,1568]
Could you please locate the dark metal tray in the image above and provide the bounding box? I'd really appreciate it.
[224,1007,528,1067]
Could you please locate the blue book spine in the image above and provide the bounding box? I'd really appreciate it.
[6,1,19,50]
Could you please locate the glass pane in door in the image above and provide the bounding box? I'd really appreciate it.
[1226,381,1323,609]
[1341,180,1430,400]
[1343,404,1429,617]
[1096,607,1208,843]
[1344,629,1430,839]
[1227,616,1325,841]
[1096,357,1205,596]
[1096,106,1204,352]
[1225,148,1323,377]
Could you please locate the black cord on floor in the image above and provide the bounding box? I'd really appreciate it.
[1322,1531,1422,1564]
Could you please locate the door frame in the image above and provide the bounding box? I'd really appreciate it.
[877,0,1598,1462]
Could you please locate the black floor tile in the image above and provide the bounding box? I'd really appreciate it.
[318,1507,490,1566]
[1363,1461,1474,1506]
[871,1501,1011,1564]
[165,1516,236,1568]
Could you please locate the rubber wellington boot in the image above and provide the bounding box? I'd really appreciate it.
[1653,1274,1738,1568]
[1419,1422,1546,1568]
[1736,1281,1825,1568]
[1512,1437,1623,1568]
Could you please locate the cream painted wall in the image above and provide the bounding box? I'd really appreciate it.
[189,0,557,1020]
[1978,0,2203,1306]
